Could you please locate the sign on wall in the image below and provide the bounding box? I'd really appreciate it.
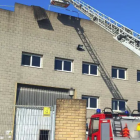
[43,107,50,116]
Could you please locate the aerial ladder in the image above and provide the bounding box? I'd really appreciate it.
[50,0,140,57]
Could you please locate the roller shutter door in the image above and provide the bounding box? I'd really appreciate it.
[16,84,71,106]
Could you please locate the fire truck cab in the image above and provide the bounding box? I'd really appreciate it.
[88,108,140,140]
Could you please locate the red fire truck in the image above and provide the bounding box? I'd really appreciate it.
[87,108,140,140]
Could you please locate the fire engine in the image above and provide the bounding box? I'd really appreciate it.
[87,108,140,140]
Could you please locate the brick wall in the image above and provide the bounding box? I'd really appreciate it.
[55,99,86,140]
[0,3,140,120]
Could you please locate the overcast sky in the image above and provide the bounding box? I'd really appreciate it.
[0,0,140,33]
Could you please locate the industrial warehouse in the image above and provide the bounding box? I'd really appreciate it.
[0,1,140,140]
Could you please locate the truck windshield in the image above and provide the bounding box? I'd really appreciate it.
[89,118,99,135]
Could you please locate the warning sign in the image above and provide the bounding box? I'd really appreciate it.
[43,107,50,116]
[5,130,12,135]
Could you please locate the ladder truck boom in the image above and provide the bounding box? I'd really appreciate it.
[50,0,140,57]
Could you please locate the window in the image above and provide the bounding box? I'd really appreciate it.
[55,58,72,72]
[112,99,126,111]
[137,71,140,82]
[82,63,98,75]
[112,67,126,79]
[82,96,98,109]
[138,102,140,112]
[89,118,99,135]
[39,130,49,140]
[22,52,42,68]
[92,118,99,133]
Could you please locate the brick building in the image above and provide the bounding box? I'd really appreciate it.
[0,3,140,139]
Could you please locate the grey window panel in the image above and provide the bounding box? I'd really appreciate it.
[82,96,88,107]
[90,65,97,75]
[32,56,41,67]
[101,123,110,140]
[112,68,117,78]
[119,69,125,79]
[119,101,125,111]
[137,72,140,81]
[64,61,71,71]
[82,64,89,74]
[90,98,97,108]
[16,84,70,106]
[112,100,118,110]
[22,54,31,66]
[55,59,62,70]
[138,102,140,112]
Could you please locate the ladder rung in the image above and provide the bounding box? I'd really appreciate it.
[114,126,122,128]
[113,130,122,132]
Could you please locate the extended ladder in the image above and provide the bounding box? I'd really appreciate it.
[51,0,140,57]
[113,117,123,137]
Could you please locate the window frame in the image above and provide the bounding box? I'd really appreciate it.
[88,118,99,136]
[92,118,99,133]
[55,58,73,72]
[137,70,140,82]
[82,62,98,76]
[112,99,126,111]
[82,96,98,109]
[112,67,126,80]
[21,52,43,68]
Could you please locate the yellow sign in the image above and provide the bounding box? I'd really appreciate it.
[43,107,50,116]
[137,123,140,131]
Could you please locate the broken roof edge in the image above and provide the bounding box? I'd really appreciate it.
[0,3,30,15]
[0,2,90,21]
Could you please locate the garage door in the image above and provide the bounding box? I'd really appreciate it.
[16,84,71,106]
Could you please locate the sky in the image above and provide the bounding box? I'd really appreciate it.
[0,0,140,33]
